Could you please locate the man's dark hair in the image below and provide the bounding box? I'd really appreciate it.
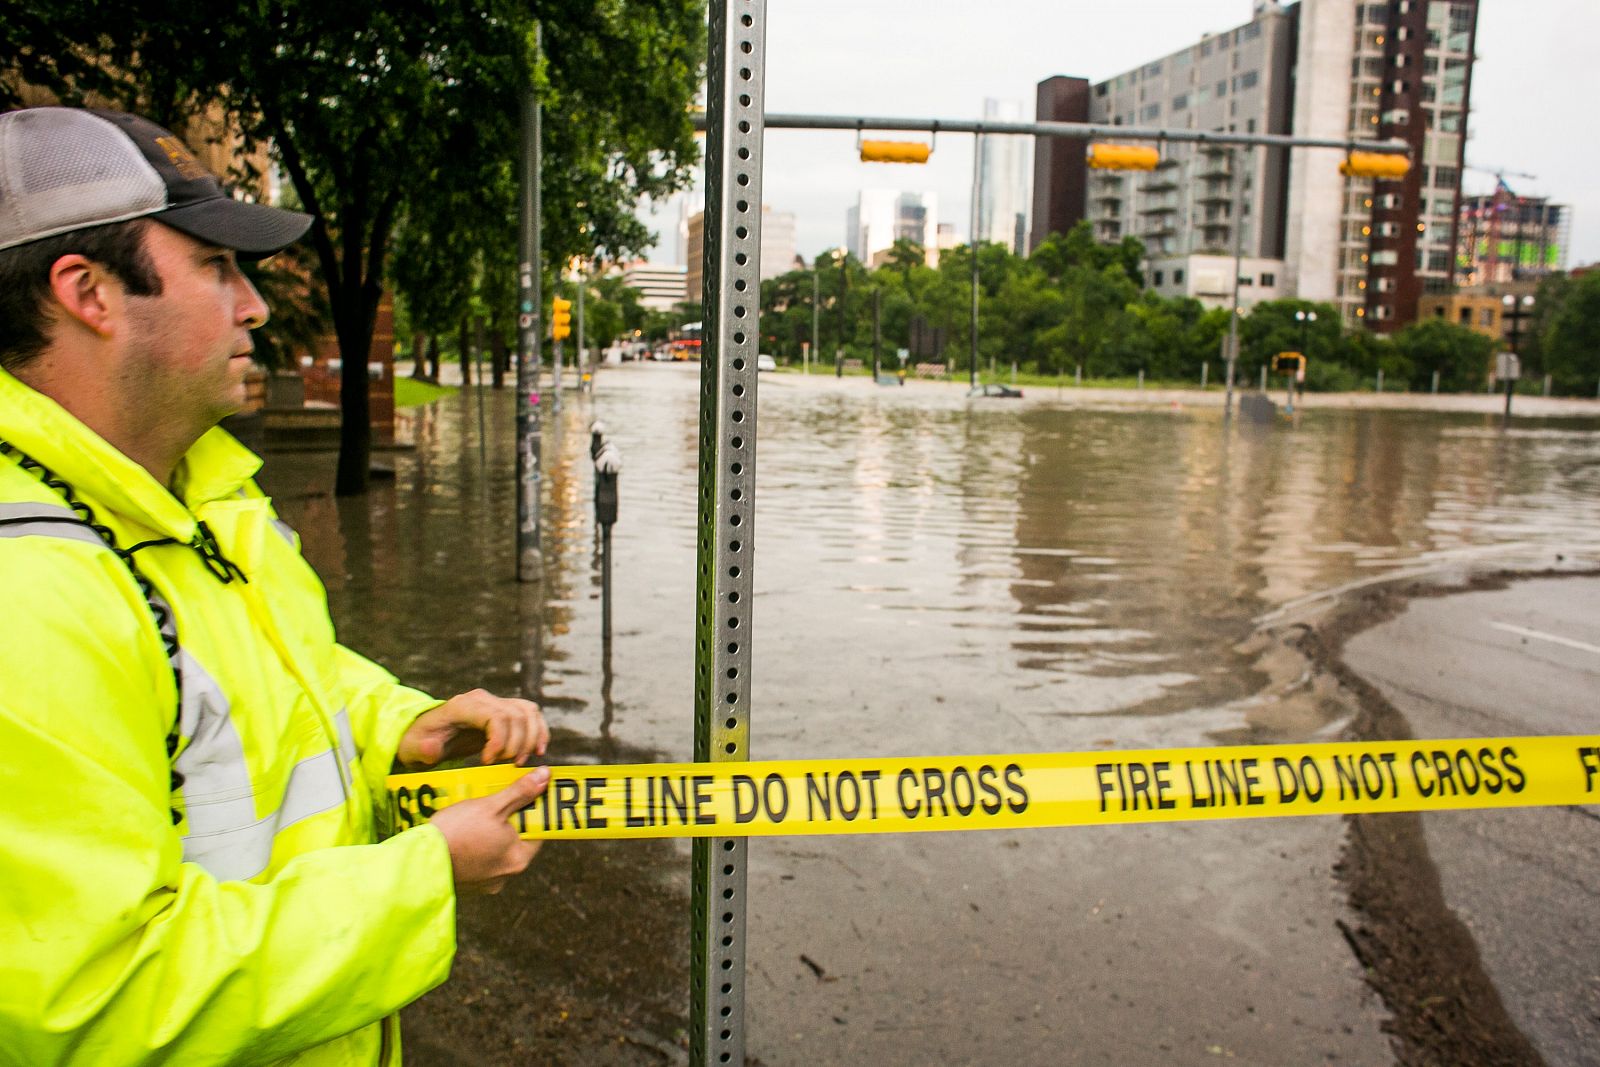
[0,220,163,372]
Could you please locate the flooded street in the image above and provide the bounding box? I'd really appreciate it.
[259,365,1600,1064]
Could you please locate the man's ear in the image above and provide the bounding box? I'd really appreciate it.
[46,255,122,338]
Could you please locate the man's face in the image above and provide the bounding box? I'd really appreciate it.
[120,222,270,435]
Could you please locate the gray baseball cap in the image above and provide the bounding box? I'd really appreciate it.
[0,107,311,258]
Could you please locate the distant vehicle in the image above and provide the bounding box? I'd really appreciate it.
[967,383,1023,399]
[651,348,675,362]
[669,320,703,361]
[756,354,777,372]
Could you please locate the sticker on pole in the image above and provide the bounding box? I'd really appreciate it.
[388,736,1600,840]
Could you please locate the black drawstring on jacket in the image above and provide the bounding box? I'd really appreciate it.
[0,437,248,825]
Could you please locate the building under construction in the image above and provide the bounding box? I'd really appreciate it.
[1456,187,1571,287]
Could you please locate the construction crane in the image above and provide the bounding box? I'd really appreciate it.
[1462,164,1541,284]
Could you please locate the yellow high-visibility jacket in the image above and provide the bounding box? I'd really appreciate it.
[0,367,456,1066]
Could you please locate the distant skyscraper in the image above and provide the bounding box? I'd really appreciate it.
[847,189,938,263]
[979,99,1029,253]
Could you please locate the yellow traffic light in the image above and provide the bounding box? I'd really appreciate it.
[1086,143,1160,171]
[859,139,932,164]
[1339,152,1410,179]
[552,297,573,341]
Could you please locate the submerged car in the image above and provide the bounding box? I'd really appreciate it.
[967,383,1023,398]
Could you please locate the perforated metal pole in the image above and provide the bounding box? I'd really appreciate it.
[515,32,543,584]
[691,2,763,1064]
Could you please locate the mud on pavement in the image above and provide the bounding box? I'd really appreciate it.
[1282,567,1600,1067]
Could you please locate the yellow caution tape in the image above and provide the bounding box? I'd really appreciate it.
[387,736,1600,840]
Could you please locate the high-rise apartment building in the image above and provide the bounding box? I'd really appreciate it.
[1086,8,1295,263]
[1290,0,1478,328]
[1035,0,1479,330]
[979,99,1030,253]
[1029,77,1090,251]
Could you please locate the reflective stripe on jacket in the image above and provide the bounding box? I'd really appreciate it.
[0,368,456,1066]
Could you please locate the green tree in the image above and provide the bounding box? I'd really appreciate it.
[1536,271,1600,394]
[1389,319,1495,392]
[11,0,704,493]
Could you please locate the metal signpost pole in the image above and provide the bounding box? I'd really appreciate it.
[692,2,764,1063]
[515,34,543,584]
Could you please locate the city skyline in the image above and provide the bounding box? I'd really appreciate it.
[638,0,1599,272]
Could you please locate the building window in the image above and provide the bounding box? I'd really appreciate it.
[1246,118,1256,133]
[1238,276,1254,287]
[1479,307,1495,327]
[1172,93,1189,110]
[1237,70,1259,91]
[1217,79,1227,97]
[1174,269,1185,284]
[1145,61,1163,77]
[1153,270,1164,286]
[1094,83,1108,97]
[1260,272,1276,287]
[1201,39,1213,57]
[1458,308,1471,325]
[1142,103,1161,121]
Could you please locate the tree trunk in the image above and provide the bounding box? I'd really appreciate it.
[459,316,472,387]
[427,335,441,381]
[333,293,378,496]
[411,331,429,380]
[491,320,509,389]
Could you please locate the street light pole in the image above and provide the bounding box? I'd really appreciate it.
[1501,293,1534,424]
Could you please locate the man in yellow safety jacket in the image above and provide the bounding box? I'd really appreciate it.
[0,108,552,1065]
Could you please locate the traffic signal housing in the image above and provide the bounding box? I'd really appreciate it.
[859,139,932,164]
[1339,151,1410,180]
[1086,143,1160,171]
[552,297,573,341]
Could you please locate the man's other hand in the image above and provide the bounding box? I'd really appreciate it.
[429,768,549,894]
[397,689,549,770]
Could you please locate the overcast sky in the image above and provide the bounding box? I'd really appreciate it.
[639,0,1600,270]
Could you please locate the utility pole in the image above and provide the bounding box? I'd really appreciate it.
[811,269,819,375]
[576,267,587,390]
[836,251,847,378]
[515,29,543,584]
[1224,144,1244,418]
[872,286,882,380]
[969,132,983,391]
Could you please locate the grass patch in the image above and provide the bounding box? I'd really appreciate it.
[394,377,459,407]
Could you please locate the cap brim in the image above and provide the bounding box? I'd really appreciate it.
[156,197,312,260]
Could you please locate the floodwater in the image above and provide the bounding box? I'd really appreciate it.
[259,365,1600,1065]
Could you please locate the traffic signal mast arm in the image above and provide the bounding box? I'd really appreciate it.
[693,110,1409,159]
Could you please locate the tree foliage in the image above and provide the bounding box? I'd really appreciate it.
[6,0,704,491]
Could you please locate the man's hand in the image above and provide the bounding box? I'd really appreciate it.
[397,689,548,770]
[429,768,549,894]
